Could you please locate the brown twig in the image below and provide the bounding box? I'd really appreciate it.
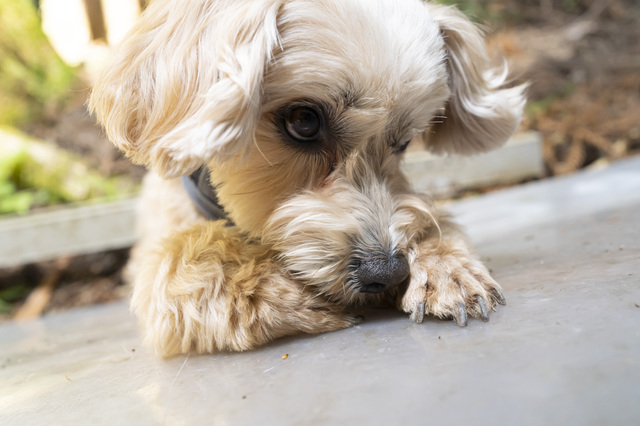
[14,257,71,321]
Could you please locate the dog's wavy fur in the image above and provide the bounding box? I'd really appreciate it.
[90,0,525,356]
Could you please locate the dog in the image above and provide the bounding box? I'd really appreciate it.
[90,0,525,357]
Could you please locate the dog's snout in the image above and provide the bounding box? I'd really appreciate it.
[357,253,410,293]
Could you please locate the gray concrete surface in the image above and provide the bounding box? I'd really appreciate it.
[1,157,639,426]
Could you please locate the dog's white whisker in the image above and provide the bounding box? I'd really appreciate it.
[252,136,273,167]
[171,354,189,389]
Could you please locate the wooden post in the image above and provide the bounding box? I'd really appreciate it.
[83,0,106,41]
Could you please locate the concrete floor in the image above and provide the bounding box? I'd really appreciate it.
[1,157,639,426]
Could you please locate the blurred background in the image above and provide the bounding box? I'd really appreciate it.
[0,0,638,321]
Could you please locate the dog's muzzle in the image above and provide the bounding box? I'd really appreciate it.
[357,253,410,293]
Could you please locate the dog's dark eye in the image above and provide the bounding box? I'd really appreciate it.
[283,106,322,142]
[396,139,411,153]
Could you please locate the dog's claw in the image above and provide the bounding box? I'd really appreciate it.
[493,287,507,305]
[476,295,489,321]
[455,303,468,327]
[412,302,426,323]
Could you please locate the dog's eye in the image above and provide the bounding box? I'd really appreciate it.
[396,139,411,153]
[283,106,322,142]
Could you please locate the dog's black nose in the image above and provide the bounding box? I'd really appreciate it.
[357,253,410,293]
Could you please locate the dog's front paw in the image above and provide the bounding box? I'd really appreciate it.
[400,239,506,326]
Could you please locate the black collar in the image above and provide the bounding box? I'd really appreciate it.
[181,166,233,224]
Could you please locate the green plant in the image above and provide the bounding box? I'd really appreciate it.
[0,0,77,127]
[0,127,139,215]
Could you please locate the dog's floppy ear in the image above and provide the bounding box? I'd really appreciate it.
[422,4,526,155]
[89,0,282,178]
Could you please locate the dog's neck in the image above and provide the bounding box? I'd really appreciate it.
[181,166,232,224]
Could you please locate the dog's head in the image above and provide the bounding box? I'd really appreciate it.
[91,0,525,304]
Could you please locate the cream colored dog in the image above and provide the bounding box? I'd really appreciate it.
[90,0,525,356]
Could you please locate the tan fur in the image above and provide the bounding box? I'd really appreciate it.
[90,0,525,357]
